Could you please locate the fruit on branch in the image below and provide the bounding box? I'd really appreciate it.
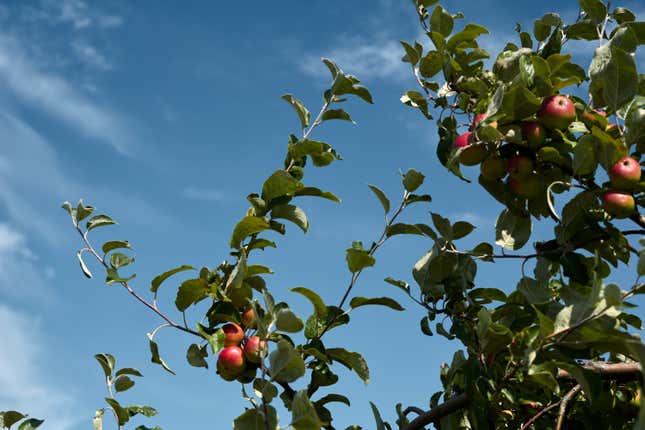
[241,306,256,328]
[453,132,488,166]
[217,346,246,380]
[480,154,508,181]
[580,109,607,129]
[472,113,498,130]
[243,336,267,363]
[521,121,546,148]
[222,322,244,346]
[507,154,534,179]
[508,175,541,199]
[609,157,641,189]
[601,191,635,219]
[289,165,304,180]
[538,95,576,130]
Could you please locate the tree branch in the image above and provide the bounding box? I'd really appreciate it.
[404,393,470,430]
[555,384,582,430]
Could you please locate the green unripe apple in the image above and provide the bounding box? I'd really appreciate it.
[480,155,508,181]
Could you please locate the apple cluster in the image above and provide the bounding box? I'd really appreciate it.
[452,94,641,219]
[216,306,268,382]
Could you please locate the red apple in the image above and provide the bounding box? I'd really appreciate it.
[602,191,635,219]
[480,155,508,181]
[507,155,534,178]
[217,346,246,380]
[580,109,607,129]
[453,132,488,166]
[241,306,256,329]
[609,157,641,189]
[243,336,267,363]
[222,322,244,346]
[472,113,498,130]
[521,121,546,148]
[538,95,576,130]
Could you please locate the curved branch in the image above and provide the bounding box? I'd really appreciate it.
[404,393,470,430]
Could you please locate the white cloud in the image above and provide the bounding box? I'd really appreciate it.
[98,15,124,29]
[300,37,407,81]
[72,40,112,70]
[182,186,225,202]
[0,304,80,430]
[0,35,134,155]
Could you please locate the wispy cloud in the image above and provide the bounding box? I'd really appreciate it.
[72,40,112,70]
[0,35,134,155]
[300,37,407,81]
[0,304,80,430]
[182,186,225,202]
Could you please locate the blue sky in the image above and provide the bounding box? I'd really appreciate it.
[0,1,643,429]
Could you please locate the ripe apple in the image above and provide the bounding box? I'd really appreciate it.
[453,132,488,166]
[508,175,541,199]
[241,306,256,328]
[507,155,534,178]
[602,191,635,219]
[480,155,508,181]
[538,95,576,130]
[521,121,546,148]
[609,157,641,189]
[222,322,244,346]
[243,336,267,363]
[471,113,497,130]
[217,346,246,380]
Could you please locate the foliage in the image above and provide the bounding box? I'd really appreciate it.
[51,1,645,429]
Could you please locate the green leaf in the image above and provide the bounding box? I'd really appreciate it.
[230,216,271,249]
[105,398,129,426]
[294,187,341,203]
[368,185,390,214]
[430,5,454,37]
[386,223,427,238]
[612,7,636,24]
[86,215,116,232]
[115,367,143,377]
[495,209,532,250]
[370,402,388,430]
[147,337,175,375]
[275,305,305,333]
[95,353,116,378]
[261,170,304,203]
[400,41,421,65]
[77,250,92,279]
[431,212,452,239]
[291,391,323,430]
[291,287,327,317]
[419,51,443,78]
[305,306,348,339]
[76,199,95,222]
[233,407,278,430]
[452,221,475,240]
[114,375,135,392]
[447,24,489,52]
[253,379,279,403]
[109,252,134,269]
[572,136,597,176]
[346,248,376,273]
[589,44,638,111]
[17,419,44,430]
[384,277,410,294]
[133,426,162,430]
[102,240,132,254]
[321,109,354,123]
[269,340,305,383]
[349,297,404,311]
[125,405,157,418]
[402,169,425,192]
[175,278,209,312]
[281,94,311,130]
[326,348,369,383]
[186,343,209,368]
[226,250,247,291]
[579,0,607,22]
[0,411,26,428]
[271,204,309,233]
[150,265,195,293]
[316,394,351,407]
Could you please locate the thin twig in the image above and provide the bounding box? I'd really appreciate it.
[520,401,561,430]
[555,384,582,430]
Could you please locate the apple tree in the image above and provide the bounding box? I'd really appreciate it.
[3,1,644,429]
